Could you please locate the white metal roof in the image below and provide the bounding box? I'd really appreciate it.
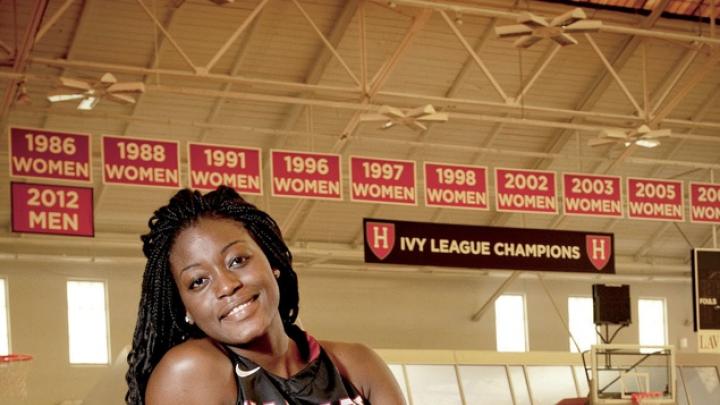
[1,0,719,280]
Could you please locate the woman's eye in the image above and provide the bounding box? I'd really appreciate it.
[229,256,248,268]
[189,277,208,289]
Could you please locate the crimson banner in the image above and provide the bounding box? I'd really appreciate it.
[9,127,92,182]
[626,177,684,221]
[690,182,720,224]
[424,162,488,210]
[495,168,557,214]
[562,173,622,218]
[270,150,342,200]
[188,142,261,194]
[364,218,614,274]
[350,156,416,205]
[11,182,94,237]
[102,135,180,188]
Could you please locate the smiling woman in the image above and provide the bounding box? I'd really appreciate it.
[125,186,404,405]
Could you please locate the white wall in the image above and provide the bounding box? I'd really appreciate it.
[0,259,713,404]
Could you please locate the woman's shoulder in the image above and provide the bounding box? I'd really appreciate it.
[319,339,406,405]
[145,337,236,404]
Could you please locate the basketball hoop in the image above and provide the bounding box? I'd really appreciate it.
[631,391,662,405]
[0,354,33,401]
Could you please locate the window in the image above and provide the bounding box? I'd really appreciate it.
[638,298,667,349]
[0,278,8,355]
[495,294,527,352]
[568,296,597,352]
[67,280,109,364]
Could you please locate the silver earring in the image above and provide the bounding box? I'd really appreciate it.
[273,269,281,279]
[185,313,194,325]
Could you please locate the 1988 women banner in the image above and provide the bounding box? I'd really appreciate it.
[364,218,614,274]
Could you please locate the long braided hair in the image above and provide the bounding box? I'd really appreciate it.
[125,186,300,404]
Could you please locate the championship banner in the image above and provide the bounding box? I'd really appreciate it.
[424,162,488,210]
[563,173,622,218]
[102,135,180,188]
[270,150,342,200]
[9,127,92,183]
[626,177,683,221]
[689,182,720,224]
[364,218,614,274]
[692,249,720,353]
[188,143,261,194]
[11,182,94,237]
[350,156,416,205]
[495,168,557,214]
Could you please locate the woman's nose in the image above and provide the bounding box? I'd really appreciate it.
[214,268,242,298]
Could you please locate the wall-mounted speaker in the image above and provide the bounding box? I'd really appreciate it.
[592,284,631,326]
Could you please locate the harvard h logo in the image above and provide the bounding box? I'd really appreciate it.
[586,235,611,271]
[365,221,395,260]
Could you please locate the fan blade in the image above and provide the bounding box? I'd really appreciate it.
[517,12,549,28]
[550,8,586,27]
[417,112,449,122]
[378,105,405,119]
[563,19,602,33]
[100,72,118,84]
[47,93,85,102]
[107,93,137,104]
[551,33,578,47]
[77,96,99,110]
[59,77,92,91]
[107,82,146,93]
[406,104,435,118]
[642,129,672,139]
[600,128,628,139]
[495,24,533,38]
[358,113,388,122]
[406,120,428,132]
[588,137,619,147]
[514,35,543,49]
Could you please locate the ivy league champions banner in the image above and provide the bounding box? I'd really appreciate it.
[364,219,614,274]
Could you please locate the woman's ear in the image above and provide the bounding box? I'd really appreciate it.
[185,312,194,325]
[273,269,281,279]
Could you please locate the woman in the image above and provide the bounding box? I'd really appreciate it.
[126,186,405,404]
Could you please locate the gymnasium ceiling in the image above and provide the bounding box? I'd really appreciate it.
[1,0,720,281]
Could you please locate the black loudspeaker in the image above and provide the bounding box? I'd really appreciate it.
[592,284,631,325]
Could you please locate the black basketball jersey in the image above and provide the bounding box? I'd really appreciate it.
[224,334,368,405]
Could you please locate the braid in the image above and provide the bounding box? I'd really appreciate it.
[125,186,299,404]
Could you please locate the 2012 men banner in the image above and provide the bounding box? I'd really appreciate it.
[11,182,94,237]
[364,218,614,274]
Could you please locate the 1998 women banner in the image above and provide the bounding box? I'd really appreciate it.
[364,218,614,274]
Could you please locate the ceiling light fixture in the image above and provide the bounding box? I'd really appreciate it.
[495,8,602,48]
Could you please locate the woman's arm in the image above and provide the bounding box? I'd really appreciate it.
[322,341,406,405]
[145,339,235,405]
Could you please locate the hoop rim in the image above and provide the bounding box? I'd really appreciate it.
[0,354,33,362]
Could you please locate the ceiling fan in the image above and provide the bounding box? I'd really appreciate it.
[588,124,671,149]
[359,104,448,131]
[495,7,602,48]
[47,72,145,110]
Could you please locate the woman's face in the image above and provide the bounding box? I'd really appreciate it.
[168,216,282,345]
